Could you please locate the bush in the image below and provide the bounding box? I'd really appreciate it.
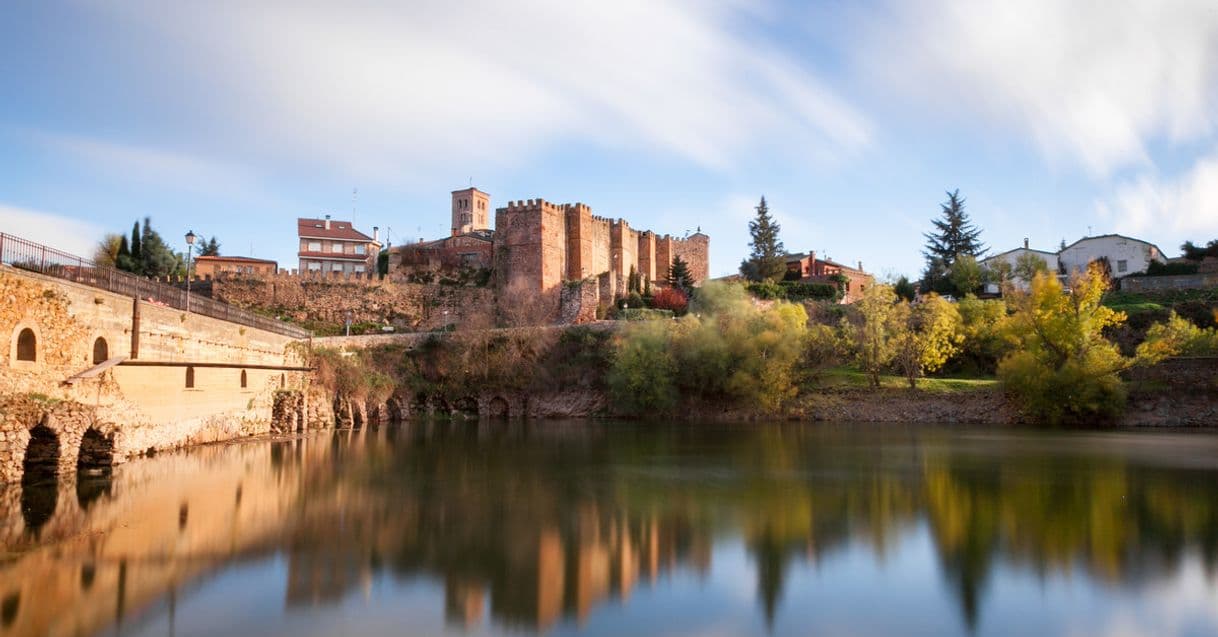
[1145,261,1199,276]
[651,287,688,314]
[746,280,784,300]
[608,321,678,414]
[616,308,673,321]
[779,281,839,301]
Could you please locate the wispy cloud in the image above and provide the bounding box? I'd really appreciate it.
[1096,145,1218,240]
[860,0,1218,177]
[94,0,872,182]
[0,204,106,257]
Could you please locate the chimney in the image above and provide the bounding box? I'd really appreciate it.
[373,226,379,242]
[1024,237,1029,249]
[324,214,331,230]
[858,261,863,272]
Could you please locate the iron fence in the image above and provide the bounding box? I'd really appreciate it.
[0,232,310,339]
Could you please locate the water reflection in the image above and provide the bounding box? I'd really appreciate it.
[2,423,1218,636]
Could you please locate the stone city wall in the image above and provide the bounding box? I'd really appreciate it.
[211,272,496,332]
[1120,272,1218,293]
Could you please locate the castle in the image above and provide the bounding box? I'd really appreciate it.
[395,188,709,321]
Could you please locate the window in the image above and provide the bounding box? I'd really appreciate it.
[332,262,344,272]
[331,243,344,253]
[185,366,195,388]
[354,264,366,273]
[92,338,108,365]
[355,245,366,255]
[306,261,322,271]
[240,370,247,388]
[1117,260,1128,273]
[16,328,36,362]
[308,241,321,252]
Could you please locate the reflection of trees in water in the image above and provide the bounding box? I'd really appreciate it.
[282,424,1218,633]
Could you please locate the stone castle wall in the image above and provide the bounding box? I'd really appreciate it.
[495,198,710,321]
[212,272,495,332]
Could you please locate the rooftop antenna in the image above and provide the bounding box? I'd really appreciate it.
[1087,225,1092,236]
[469,176,473,187]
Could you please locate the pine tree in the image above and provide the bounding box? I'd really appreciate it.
[740,196,786,282]
[627,265,640,294]
[922,190,985,296]
[669,255,695,292]
[200,236,221,257]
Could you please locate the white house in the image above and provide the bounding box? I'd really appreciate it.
[1058,234,1166,278]
[980,239,1060,290]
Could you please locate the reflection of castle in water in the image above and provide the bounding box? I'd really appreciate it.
[2,423,1218,636]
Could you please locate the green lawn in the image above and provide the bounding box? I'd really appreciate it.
[815,367,999,393]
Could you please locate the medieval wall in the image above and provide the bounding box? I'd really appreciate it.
[212,272,495,332]
[672,234,710,284]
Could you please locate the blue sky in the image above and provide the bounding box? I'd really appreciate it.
[2,0,1217,279]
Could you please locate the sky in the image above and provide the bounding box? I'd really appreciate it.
[2,0,1217,280]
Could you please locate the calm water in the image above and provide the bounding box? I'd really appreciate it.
[3,422,1218,637]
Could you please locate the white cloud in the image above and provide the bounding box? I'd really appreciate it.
[93,0,872,182]
[861,0,1218,176]
[0,204,106,257]
[1096,146,1218,239]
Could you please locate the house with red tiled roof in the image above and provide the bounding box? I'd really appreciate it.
[194,255,278,278]
[297,215,382,274]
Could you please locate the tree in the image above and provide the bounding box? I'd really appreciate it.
[740,196,786,282]
[129,220,142,263]
[377,249,390,277]
[893,276,917,301]
[1181,239,1218,261]
[94,234,124,267]
[1014,253,1049,283]
[199,236,221,256]
[894,294,963,388]
[627,265,641,294]
[608,320,678,414]
[669,255,695,293]
[844,284,902,387]
[950,254,983,297]
[922,190,985,295]
[997,263,1178,423]
[138,217,180,277]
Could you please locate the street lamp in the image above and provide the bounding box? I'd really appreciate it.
[184,230,197,312]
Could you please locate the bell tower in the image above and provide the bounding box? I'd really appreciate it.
[451,187,491,236]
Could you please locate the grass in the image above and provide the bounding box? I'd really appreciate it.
[815,367,999,393]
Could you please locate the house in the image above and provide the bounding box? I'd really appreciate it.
[297,215,382,274]
[394,188,496,276]
[1058,234,1165,278]
[784,251,873,303]
[979,239,1060,291]
[193,255,278,278]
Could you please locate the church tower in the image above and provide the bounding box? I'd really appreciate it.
[451,187,491,236]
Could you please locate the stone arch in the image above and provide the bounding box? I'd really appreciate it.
[412,393,429,418]
[21,423,60,533]
[92,336,109,365]
[431,395,451,417]
[487,396,510,419]
[76,428,116,511]
[10,322,41,365]
[240,369,248,388]
[455,396,479,418]
[185,366,196,388]
[385,397,404,424]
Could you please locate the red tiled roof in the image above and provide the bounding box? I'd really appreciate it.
[297,218,378,242]
[195,255,278,265]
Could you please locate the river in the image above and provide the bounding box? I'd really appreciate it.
[2,421,1218,636]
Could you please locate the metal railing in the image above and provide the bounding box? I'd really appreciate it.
[0,232,311,339]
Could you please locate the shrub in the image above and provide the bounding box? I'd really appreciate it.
[779,281,839,301]
[1145,261,1199,276]
[651,287,688,314]
[608,321,678,414]
[747,280,784,300]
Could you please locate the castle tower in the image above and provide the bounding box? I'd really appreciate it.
[451,187,491,236]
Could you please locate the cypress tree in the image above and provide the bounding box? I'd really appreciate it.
[740,196,786,282]
[129,221,142,263]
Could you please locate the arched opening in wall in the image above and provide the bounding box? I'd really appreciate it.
[455,396,478,418]
[76,428,115,510]
[412,393,429,418]
[1,592,18,629]
[21,424,60,534]
[92,337,108,365]
[280,373,286,388]
[488,396,510,419]
[16,328,36,362]
[240,369,248,388]
[185,366,195,388]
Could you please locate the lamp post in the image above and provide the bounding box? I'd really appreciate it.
[184,230,197,312]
